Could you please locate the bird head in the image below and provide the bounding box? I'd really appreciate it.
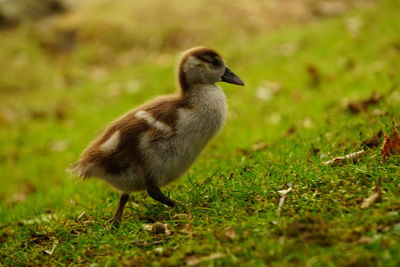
[178,46,244,91]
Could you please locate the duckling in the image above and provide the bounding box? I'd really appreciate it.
[68,46,244,226]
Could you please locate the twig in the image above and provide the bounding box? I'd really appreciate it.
[44,240,59,255]
[361,179,382,209]
[323,150,365,166]
[277,183,293,215]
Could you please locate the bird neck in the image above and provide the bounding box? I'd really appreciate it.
[181,83,221,101]
[179,70,189,93]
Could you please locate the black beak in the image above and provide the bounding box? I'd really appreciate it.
[221,67,244,86]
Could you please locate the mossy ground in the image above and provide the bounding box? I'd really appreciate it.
[1,0,399,266]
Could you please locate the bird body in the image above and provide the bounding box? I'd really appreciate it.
[68,47,243,225]
[141,85,227,189]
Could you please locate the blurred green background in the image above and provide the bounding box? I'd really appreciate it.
[1,0,399,265]
[1,0,375,200]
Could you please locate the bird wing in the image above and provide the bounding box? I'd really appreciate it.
[68,96,186,178]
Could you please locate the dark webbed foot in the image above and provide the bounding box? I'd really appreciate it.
[109,193,129,227]
[146,179,175,207]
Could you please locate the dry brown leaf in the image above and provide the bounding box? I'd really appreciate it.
[238,141,269,156]
[54,104,67,121]
[251,142,269,152]
[362,130,383,148]
[347,93,382,114]
[323,150,365,166]
[306,64,321,87]
[361,182,382,209]
[381,128,400,161]
[286,125,297,136]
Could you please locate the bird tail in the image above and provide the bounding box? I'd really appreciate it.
[66,161,93,180]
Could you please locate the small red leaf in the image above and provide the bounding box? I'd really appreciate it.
[381,128,400,161]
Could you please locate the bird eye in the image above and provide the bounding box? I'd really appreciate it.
[211,58,220,67]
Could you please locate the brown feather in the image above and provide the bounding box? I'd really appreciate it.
[68,95,191,178]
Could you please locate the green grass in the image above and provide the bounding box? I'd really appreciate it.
[1,0,400,265]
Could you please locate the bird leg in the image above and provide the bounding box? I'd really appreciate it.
[109,193,129,226]
[146,179,175,207]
